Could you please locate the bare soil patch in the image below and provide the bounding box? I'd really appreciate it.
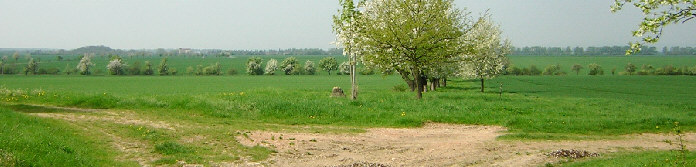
[236,123,696,167]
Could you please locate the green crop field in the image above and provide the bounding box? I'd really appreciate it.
[1,55,695,166]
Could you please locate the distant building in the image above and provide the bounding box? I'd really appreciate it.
[178,48,192,54]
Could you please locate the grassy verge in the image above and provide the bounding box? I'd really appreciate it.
[0,108,137,167]
[558,150,695,166]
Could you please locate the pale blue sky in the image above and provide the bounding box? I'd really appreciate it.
[0,0,694,50]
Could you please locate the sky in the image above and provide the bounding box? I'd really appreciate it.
[0,0,694,50]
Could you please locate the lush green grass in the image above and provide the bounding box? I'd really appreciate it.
[560,150,695,167]
[1,75,694,138]
[0,107,137,167]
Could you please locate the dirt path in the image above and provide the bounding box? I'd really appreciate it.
[236,123,696,167]
[27,107,170,167]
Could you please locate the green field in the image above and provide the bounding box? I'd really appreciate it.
[1,55,695,166]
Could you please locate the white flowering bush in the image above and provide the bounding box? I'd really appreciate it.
[264,59,278,75]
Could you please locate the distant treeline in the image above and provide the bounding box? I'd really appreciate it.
[511,46,696,56]
[0,46,343,57]
[3,45,696,57]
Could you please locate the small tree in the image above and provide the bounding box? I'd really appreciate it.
[24,58,39,75]
[588,63,604,75]
[158,58,169,75]
[143,61,154,75]
[106,58,126,75]
[63,63,74,75]
[281,57,299,75]
[77,55,94,75]
[185,66,195,75]
[571,64,583,75]
[12,52,19,62]
[264,59,278,75]
[128,61,142,75]
[456,15,511,92]
[246,57,264,75]
[0,56,5,75]
[319,57,339,75]
[625,63,637,75]
[56,56,63,61]
[304,60,316,75]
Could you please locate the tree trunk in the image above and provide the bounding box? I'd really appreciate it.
[441,77,447,87]
[350,54,357,100]
[328,71,331,75]
[480,78,485,93]
[420,75,428,93]
[398,70,416,91]
[414,69,423,99]
[429,78,437,91]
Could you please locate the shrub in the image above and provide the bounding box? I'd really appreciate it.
[227,68,238,75]
[38,68,60,75]
[624,63,637,75]
[281,57,299,75]
[246,57,263,75]
[393,84,408,92]
[529,65,542,75]
[158,58,169,75]
[638,64,654,75]
[203,62,222,75]
[304,60,316,75]
[543,64,565,75]
[185,66,195,75]
[264,59,278,75]
[128,61,142,75]
[170,68,177,75]
[143,61,154,75]
[506,66,522,75]
[588,63,604,75]
[24,58,39,75]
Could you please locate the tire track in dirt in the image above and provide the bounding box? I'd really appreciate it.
[236,123,696,167]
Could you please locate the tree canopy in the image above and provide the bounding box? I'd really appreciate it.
[612,0,696,55]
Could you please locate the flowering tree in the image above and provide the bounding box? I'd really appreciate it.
[304,60,316,75]
[338,61,351,75]
[77,54,94,75]
[456,15,511,92]
[246,57,263,75]
[24,58,39,75]
[333,0,362,100]
[264,59,278,75]
[281,57,299,75]
[354,0,469,99]
[158,58,169,75]
[318,57,339,75]
[612,0,696,55]
[106,57,126,75]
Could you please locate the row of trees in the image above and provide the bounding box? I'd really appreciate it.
[511,46,661,56]
[505,63,696,76]
[0,54,382,76]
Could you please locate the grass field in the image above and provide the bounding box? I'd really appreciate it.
[1,55,695,166]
